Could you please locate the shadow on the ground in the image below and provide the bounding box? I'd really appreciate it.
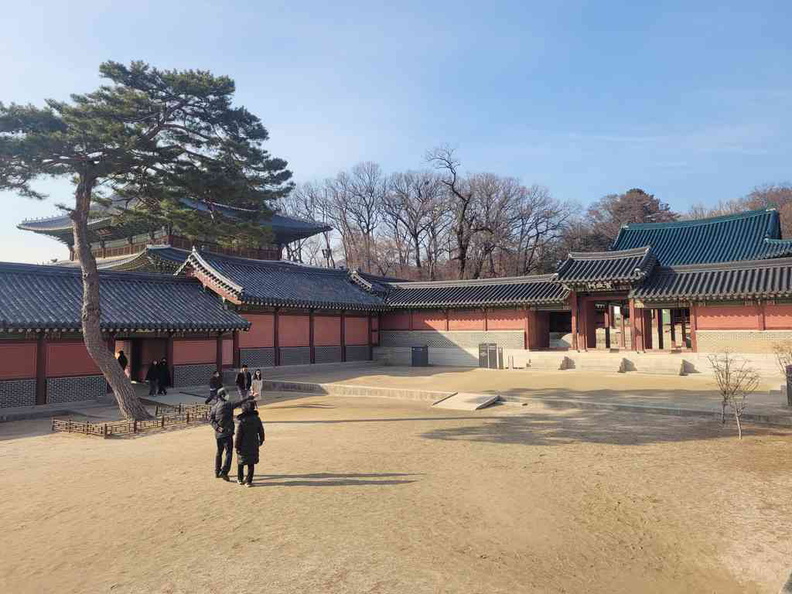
[418,408,788,446]
[249,472,418,487]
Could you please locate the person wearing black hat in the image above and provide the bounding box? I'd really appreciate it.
[235,400,265,487]
[208,387,256,481]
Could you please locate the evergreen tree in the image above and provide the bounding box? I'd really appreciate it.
[0,61,292,419]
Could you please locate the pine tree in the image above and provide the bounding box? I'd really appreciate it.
[0,61,292,419]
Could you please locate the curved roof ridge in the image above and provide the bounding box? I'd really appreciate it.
[567,246,651,260]
[650,255,792,274]
[620,208,775,231]
[0,260,199,283]
[388,274,559,289]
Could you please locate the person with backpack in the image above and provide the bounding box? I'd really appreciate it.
[208,387,256,481]
[235,401,265,487]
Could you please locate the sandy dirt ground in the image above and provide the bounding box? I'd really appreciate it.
[1,395,791,594]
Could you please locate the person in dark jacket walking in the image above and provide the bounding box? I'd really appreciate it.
[206,370,223,404]
[157,357,170,395]
[209,388,256,480]
[235,365,252,398]
[117,350,128,373]
[235,401,265,487]
[145,360,159,396]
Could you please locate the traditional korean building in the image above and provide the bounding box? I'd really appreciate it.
[3,206,792,410]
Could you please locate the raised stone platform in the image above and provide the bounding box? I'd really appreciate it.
[433,392,500,411]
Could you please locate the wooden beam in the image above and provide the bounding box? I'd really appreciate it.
[35,333,47,406]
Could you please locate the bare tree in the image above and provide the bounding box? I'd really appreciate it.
[707,352,760,439]
[427,147,492,279]
[382,170,445,276]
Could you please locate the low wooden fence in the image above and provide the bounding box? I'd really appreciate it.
[51,403,213,438]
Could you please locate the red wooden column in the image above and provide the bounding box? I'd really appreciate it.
[309,309,316,364]
[757,301,766,330]
[408,309,414,331]
[669,310,677,347]
[340,311,347,362]
[483,308,489,331]
[367,314,373,360]
[215,332,223,372]
[656,309,664,350]
[523,307,530,350]
[642,309,654,350]
[690,303,699,352]
[569,292,579,351]
[444,309,450,331]
[619,305,627,349]
[629,299,641,351]
[232,330,241,368]
[36,333,48,406]
[604,304,611,349]
[166,333,175,382]
[273,309,280,366]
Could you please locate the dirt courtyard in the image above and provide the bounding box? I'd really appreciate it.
[1,395,791,593]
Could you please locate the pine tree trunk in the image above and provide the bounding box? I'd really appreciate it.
[71,175,151,420]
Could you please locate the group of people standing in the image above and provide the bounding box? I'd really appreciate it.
[114,350,171,396]
[145,358,172,396]
[206,365,266,487]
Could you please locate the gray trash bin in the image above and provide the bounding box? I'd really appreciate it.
[411,346,429,367]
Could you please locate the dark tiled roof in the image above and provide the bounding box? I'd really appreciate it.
[556,247,656,285]
[19,197,331,245]
[631,257,792,302]
[50,246,189,272]
[612,209,792,266]
[385,275,569,308]
[0,262,250,332]
[182,251,386,311]
[178,198,331,244]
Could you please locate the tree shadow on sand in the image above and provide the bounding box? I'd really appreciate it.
[250,472,419,487]
[419,408,789,447]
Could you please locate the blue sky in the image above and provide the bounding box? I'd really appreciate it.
[2,0,791,262]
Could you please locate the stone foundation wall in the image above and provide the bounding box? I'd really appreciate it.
[345,345,370,362]
[173,364,216,388]
[0,378,36,408]
[240,347,275,368]
[47,375,106,404]
[315,346,342,364]
[279,347,311,366]
[695,330,792,354]
[379,330,524,350]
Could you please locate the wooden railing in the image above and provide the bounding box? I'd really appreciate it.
[51,403,213,438]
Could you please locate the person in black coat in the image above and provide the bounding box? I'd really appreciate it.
[157,357,170,395]
[206,370,224,404]
[235,365,252,398]
[117,350,128,372]
[145,360,159,396]
[209,388,256,480]
[235,401,265,487]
